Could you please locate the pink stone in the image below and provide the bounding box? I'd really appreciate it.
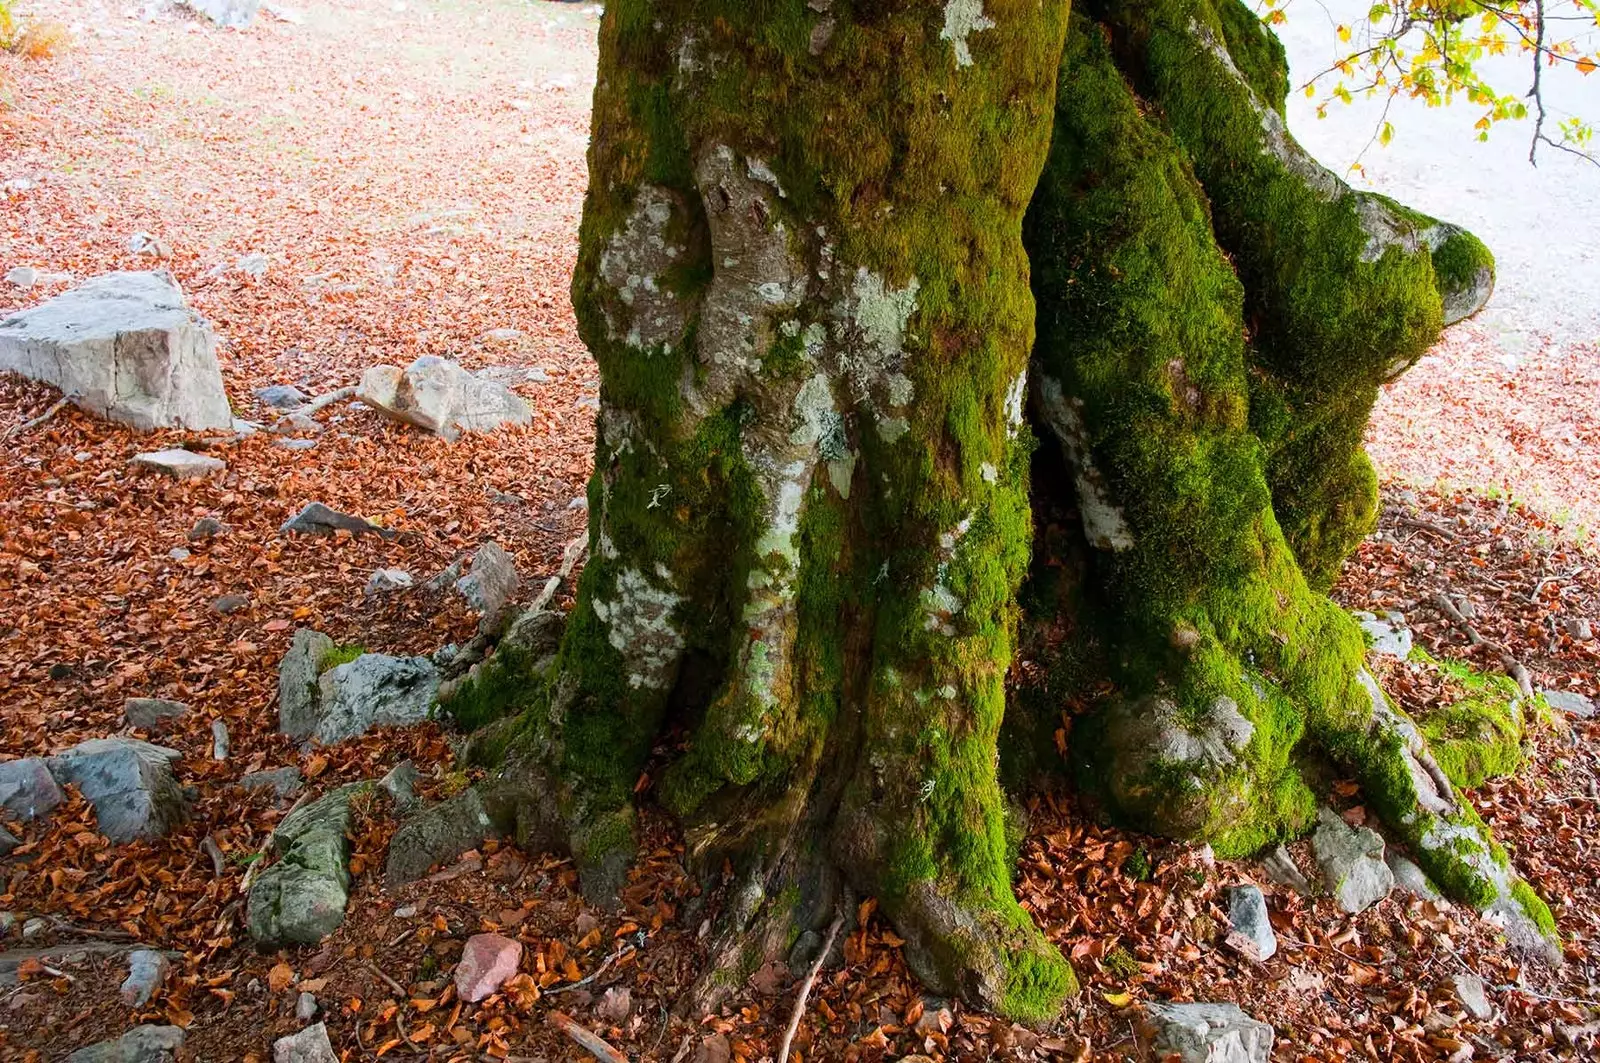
[454,933,523,1003]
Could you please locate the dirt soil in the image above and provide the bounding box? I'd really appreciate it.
[3,2,1600,1061]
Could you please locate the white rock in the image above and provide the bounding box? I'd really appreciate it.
[236,252,269,278]
[211,719,230,761]
[357,355,531,441]
[1354,610,1412,660]
[365,568,414,595]
[272,1022,339,1063]
[1311,808,1395,914]
[120,949,170,1007]
[183,0,259,27]
[0,272,232,431]
[1451,972,1493,1020]
[130,449,226,480]
[1224,884,1277,962]
[127,232,172,258]
[5,266,38,289]
[1143,1002,1273,1063]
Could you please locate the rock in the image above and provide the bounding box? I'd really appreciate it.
[66,1024,185,1063]
[0,825,17,856]
[385,787,499,886]
[356,355,532,441]
[261,2,303,23]
[211,719,230,761]
[280,502,392,538]
[0,272,231,431]
[188,516,226,540]
[1311,807,1394,914]
[47,738,188,843]
[255,384,308,410]
[120,949,170,1007]
[1260,846,1312,896]
[498,608,566,665]
[1561,617,1593,642]
[597,985,632,1022]
[0,758,64,821]
[240,766,304,799]
[22,916,46,939]
[0,911,14,935]
[454,933,522,1003]
[231,417,260,438]
[1354,610,1412,660]
[6,266,38,288]
[248,784,360,946]
[422,557,466,594]
[1224,885,1277,962]
[481,328,523,342]
[1451,972,1493,1021]
[379,760,419,811]
[278,629,334,739]
[455,541,519,629]
[1542,689,1595,719]
[1142,1002,1273,1063]
[476,365,549,386]
[129,449,226,481]
[695,1034,732,1063]
[183,0,260,28]
[212,594,250,615]
[296,989,318,1022]
[236,252,269,278]
[124,698,189,731]
[277,438,318,452]
[168,547,190,562]
[365,568,413,596]
[274,412,323,436]
[312,653,438,743]
[127,233,171,258]
[1386,851,1442,900]
[272,1022,339,1063]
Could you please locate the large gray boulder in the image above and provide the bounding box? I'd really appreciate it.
[66,1025,185,1063]
[47,739,188,843]
[1311,808,1395,914]
[248,785,360,946]
[455,541,519,631]
[1143,1002,1273,1063]
[0,757,63,821]
[312,654,439,744]
[278,629,334,739]
[357,355,531,441]
[0,272,231,431]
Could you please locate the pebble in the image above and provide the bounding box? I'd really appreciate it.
[212,594,250,615]
[454,933,522,1002]
[1452,972,1494,1021]
[169,547,191,562]
[188,516,227,540]
[211,719,230,761]
[296,990,318,1022]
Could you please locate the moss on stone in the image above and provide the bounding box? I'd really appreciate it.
[316,644,365,675]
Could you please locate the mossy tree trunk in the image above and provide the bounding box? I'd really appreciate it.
[457,0,1551,1025]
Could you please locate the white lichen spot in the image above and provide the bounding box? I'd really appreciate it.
[979,462,998,484]
[1037,376,1135,552]
[940,0,994,69]
[746,157,786,198]
[1004,369,1027,438]
[887,372,914,408]
[598,185,688,352]
[850,267,919,361]
[593,567,685,689]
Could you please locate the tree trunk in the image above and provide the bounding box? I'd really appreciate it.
[447,0,1553,1025]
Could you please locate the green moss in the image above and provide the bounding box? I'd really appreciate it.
[317,644,364,674]
[1429,227,1495,295]
[1000,941,1079,1024]
[1511,878,1558,938]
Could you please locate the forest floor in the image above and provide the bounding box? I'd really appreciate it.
[1,2,1599,1061]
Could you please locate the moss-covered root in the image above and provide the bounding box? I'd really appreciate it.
[490,0,1078,1022]
[1088,0,1492,588]
[1023,15,1556,959]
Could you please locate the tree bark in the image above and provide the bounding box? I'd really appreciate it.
[446,0,1554,1025]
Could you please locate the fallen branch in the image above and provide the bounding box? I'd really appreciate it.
[546,943,631,996]
[1429,592,1534,698]
[548,1010,628,1063]
[3,395,71,441]
[201,835,226,879]
[777,911,845,1063]
[286,385,356,421]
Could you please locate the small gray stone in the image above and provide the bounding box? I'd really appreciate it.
[1561,617,1593,642]
[357,355,531,440]
[1311,808,1394,914]
[130,448,225,481]
[248,785,360,946]
[0,757,64,821]
[184,0,260,28]
[211,719,230,761]
[231,417,260,438]
[1386,851,1442,900]
[66,1024,185,1063]
[1260,846,1312,896]
[6,266,39,289]
[1224,884,1277,962]
[0,825,18,857]
[422,557,466,594]
[296,990,319,1022]
[455,541,519,631]
[120,949,170,1007]
[47,738,188,843]
[255,385,309,410]
[1451,972,1493,1020]
[313,654,438,743]
[22,916,46,939]
[124,697,189,731]
[385,788,500,886]
[481,328,523,342]
[278,629,333,739]
[379,760,420,811]
[240,765,304,799]
[280,502,392,538]
[1542,689,1595,719]
[1354,610,1412,660]
[272,1021,339,1063]
[1143,1002,1273,1063]
[365,568,414,596]
[212,594,250,615]
[274,412,323,436]
[168,547,190,562]
[277,438,318,451]
[188,516,226,540]
[236,252,269,278]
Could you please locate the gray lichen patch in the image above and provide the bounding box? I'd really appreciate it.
[940,0,996,69]
[597,184,692,352]
[591,567,686,691]
[1035,375,1134,551]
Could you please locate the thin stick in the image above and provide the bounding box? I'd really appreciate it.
[202,835,226,879]
[3,395,70,441]
[777,912,844,1063]
[548,1010,628,1063]
[1429,592,1534,699]
[286,385,356,421]
[365,961,408,999]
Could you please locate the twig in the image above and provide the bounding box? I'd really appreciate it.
[202,835,226,879]
[546,943,632,995]
[3,395,70,441]
[777,911,844,1063]
[287,385,356,421]
[669,1033,695,1063]
[548,1010,628,1063]
[365,961,408,999]
[44,917,135,941]
[1429,592,1534,698]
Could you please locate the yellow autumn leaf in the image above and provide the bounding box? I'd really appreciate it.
[1102,991,1134,1007]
